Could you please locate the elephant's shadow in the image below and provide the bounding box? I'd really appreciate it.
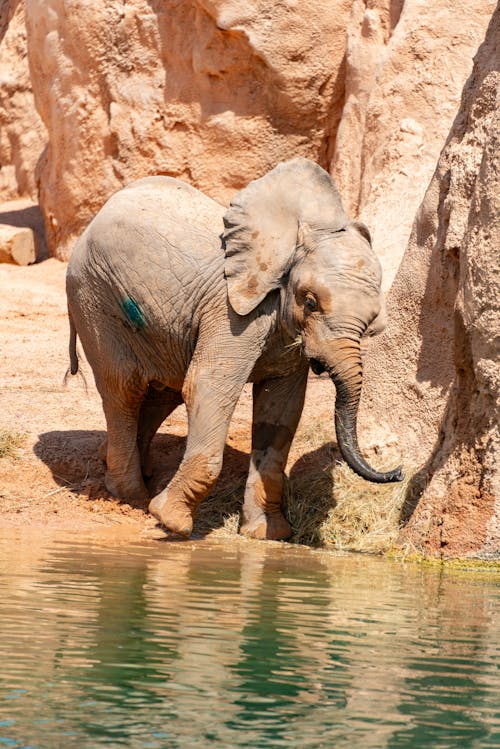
[34,429,336,540]
[34,429,246,535]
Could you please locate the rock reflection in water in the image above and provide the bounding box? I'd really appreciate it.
[0,532,499,748]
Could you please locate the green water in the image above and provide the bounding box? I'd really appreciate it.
[0,533,499,749]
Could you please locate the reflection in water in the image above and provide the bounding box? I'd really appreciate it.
[0,532,499,748]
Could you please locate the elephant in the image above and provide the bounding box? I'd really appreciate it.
[66,157,402,541]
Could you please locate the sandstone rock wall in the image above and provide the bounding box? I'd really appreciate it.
[0,0,45,200]
[1,0,494,273]
[361,7,499,557]
[331,0,495,289]
[25,0,350,259]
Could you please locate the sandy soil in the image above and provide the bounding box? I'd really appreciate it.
[0,258,335,542]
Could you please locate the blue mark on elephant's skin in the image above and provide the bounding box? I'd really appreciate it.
[121,296,145,330]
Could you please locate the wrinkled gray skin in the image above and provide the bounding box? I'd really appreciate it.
[67,158,402,541]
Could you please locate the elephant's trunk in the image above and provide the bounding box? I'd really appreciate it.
[326,339,403,484]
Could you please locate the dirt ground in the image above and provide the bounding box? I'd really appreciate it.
[0,258,336,542]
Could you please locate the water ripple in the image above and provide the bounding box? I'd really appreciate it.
[0,535,499,748]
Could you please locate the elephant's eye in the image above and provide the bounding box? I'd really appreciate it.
[304,294,318,312]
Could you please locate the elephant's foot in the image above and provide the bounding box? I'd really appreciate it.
[240,508,292,541]
[149,492,194,537]
[104,471,149,504]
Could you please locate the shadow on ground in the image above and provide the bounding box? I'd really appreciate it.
[34,429,250,536]
[0,203,48,261]
[287,442,337,546]
[34,430,339,542]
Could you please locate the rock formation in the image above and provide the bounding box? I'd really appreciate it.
[331,0,495,289]
[361,7,499,557]
[0,221,35,265]
[0,0,45,201]
[15,0,492,268]
[24,0,350,259]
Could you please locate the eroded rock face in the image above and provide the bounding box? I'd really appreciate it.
[331,0,495,290]
[25,0,350,259]
[361,8,500,557]
[14,0,495,277]
[0,0,45,200]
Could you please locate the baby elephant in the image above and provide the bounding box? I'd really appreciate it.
[66,158,402,541]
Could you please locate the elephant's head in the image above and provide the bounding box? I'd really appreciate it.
[223,158,402,484]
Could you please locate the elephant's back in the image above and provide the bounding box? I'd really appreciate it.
[70,175,227,301]
[95,176,226,261]
[121,176,226,242]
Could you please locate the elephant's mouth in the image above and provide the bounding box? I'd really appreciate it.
[309,357,328,375]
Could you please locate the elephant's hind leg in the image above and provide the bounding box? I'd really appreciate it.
[137,385,183,478]
[99,375,149,504]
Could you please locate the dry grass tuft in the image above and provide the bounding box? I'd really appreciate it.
[197,457,419,553]
[0,428,27,460]
[191,412,422,554]
[286,450,420,553]
[319,462,414,552]
[193,479,245,538]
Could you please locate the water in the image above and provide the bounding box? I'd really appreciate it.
[0,532,499,749]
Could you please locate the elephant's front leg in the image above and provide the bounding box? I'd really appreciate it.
[149,361,249,537]
[240,367,308,541]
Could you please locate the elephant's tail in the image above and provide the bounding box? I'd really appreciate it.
[64,309,88,391]
[69,311,79,375]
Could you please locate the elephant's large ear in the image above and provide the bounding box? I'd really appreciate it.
[223,158,347,315]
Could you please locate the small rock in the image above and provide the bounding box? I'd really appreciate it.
[0,224,36,265]
[400,118,423,136]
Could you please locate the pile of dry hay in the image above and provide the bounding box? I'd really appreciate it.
[195,422,421,554]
